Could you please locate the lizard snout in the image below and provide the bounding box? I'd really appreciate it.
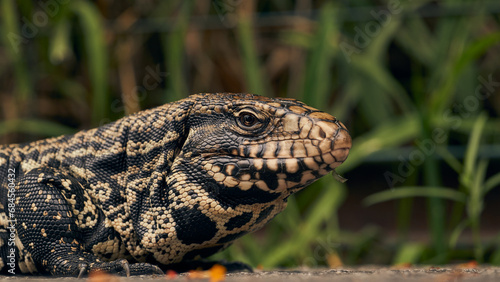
[302,117,351,170]
[281,110,351,167]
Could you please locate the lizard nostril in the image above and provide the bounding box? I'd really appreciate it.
[333,128,352,153]
[309,122,332,140]
[318,127,326,139]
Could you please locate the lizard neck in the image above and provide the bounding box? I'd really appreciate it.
[82,100,195,260]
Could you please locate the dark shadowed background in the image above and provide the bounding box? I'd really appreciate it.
[1,0,500,268]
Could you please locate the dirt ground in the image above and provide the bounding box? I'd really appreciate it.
[1,265,500,281]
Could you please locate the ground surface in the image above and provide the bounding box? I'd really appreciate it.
[1,265,500,281]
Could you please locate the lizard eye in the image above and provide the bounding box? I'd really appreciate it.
[233,108,271,136]
[239,112,257,127]
[235,110,266,132]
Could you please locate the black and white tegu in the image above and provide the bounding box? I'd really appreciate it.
[0,93,351,276]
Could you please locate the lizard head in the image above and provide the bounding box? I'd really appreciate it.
[176,93,351,204]
[162,93,351,261]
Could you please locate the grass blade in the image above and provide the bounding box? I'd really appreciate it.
[301,1,337,108]
[435,146,463,173]
[164,1,192,102]
[261,179,346,267]
[71,0,109,126]
[393,243,425,265]
[236,1,266,96]
[49,18,72,64]
[0,0,32,104]
[449,219,470,249]
[485,172,500,193]
[0,119,75,137]
[462,113,488,188]
[338,114,419,173]
[364,186,467,206]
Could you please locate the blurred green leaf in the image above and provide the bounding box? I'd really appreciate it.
[301,1,337,109]
[164,1,192,102]
[237,3,267,96]
[436,146,462,174]
[364,187,467,206]
[393,243,426,265]
[449,219,470,249]
[462,113,488,189]
[0,119,75,137]
[71,0,109,126]
[0,0,32,103]
[261,178,346,267]
[485,172,500,193]
[337,114,419,173]
[49,18,72,64]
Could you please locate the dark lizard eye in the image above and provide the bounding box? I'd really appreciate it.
[234,109,269,135]
[239,112,257,127]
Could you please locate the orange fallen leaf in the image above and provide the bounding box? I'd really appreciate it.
[187,269,205,279]
[209,264,227,282]
[166,269,178,279]
[327,253,343,268]
[88,270,120,282]
[391,262,412,269]
[186,265,226,281]
[456,261,478,269]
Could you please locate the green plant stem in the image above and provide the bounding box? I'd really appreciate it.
[301,1,336,109]
[71,0,109,126]
[421,109,447,262]
[236,3,266,96]
[164,1,192,102]
[1,0,32,106]
[396,197,412,242]
[424,158,446,262]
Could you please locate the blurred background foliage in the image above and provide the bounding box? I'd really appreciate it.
[1,0,500,268]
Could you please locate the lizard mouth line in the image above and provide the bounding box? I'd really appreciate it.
[198,147,350,164]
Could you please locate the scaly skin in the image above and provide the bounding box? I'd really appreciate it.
[0,93,351,276]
